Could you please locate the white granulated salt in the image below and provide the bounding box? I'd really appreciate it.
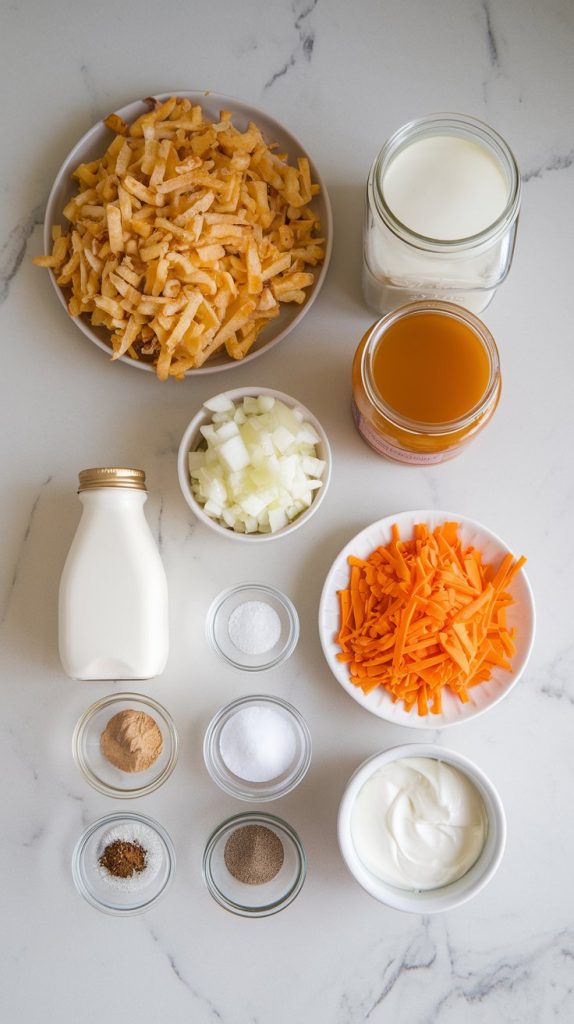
[97,821,163,892]
[219,705,297,783]
[227,600,282,656]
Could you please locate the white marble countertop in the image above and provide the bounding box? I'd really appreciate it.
[2,1,573,1021]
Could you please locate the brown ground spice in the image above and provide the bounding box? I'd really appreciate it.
[99,839,147,878]
[224,824,284,885]
[100,709,163,773]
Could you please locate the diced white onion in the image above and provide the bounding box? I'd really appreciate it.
[188,393,326,534]
[204,394,235,413]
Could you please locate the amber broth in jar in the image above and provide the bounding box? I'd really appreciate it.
[372,311,491,423]
[352,301,501,465]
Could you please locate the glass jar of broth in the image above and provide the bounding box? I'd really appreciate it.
[352,301,501,465]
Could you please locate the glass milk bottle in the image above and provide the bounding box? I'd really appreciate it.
[59,468,169,680]
[363,114,521,315]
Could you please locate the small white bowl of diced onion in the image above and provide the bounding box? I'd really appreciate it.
[177,388,332,541]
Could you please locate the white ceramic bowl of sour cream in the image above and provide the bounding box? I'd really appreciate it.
[338,744,506,913]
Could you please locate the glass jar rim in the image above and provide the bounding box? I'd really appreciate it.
[361,301,501,436]
[369,113,521,251]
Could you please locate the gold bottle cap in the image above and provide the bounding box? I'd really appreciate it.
[78,468,147,492]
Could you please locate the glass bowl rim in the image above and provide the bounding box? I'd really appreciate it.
[72,691,179,798]
[202,810,307,917]
[203,693,312,801]
[71,810,176,915]
[206,582,300,671]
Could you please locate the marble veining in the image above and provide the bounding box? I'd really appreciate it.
[156,495,165,554]
[1,474,52,627]
[22,825,46,849]
[265,0,318,89]
[337,920,574,1023]
[0,203,44,304]
[481,0,500,68]
[146,923,225,1019]
[79,62,107,123]
[522,149,574,181]
[539,646,574,704]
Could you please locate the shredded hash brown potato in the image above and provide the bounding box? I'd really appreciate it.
[34,96,325,379]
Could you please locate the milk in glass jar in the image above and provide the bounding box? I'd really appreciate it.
[363,114,521,315]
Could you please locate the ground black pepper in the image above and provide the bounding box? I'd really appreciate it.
[99,839,147,878]
[224,824,284,884]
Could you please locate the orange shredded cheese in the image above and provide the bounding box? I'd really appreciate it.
[336,521,526,715]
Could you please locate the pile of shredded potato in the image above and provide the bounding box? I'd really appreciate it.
[35,96,325,379]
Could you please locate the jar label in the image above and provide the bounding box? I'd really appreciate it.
[352,402,447,465]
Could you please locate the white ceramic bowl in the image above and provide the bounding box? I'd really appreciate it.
[42,91,332,376]
[177,387,332,542]
[338,744,506,913]
[319,509,535,727]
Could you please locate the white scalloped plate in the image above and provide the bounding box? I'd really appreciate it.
[43,91,332,376]
[318,510,536,729]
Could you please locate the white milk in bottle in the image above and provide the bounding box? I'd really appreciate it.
[59,468,169,680]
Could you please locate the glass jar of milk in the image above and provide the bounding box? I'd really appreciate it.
[59,468,169,680]
[363,114,521,315]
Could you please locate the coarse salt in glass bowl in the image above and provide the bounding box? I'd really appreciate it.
[206,582,299,671]
[203,694,312,801]
[202,811,306,917]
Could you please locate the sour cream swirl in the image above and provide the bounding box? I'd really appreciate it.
[350,757,487,891]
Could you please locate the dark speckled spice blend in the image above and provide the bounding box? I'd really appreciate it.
[99,840,146,878]
[224,824,284,884]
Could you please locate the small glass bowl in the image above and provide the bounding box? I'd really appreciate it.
[202,812,306,917]
[206,583,299,671]
[72,693,179,798]
[72,811,176,915]
[204,694,312,801]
